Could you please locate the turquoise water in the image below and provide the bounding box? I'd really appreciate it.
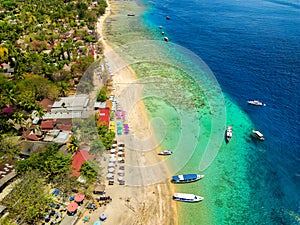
[105,0,299,224]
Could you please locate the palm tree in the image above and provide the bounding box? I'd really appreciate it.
[67,135,79,153]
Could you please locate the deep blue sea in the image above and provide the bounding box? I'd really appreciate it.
[143,0,300,223]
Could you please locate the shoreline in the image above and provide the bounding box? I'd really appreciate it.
[77,0,178,224]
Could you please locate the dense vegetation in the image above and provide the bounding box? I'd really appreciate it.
[0,0,109,223]
[0,0,106,137]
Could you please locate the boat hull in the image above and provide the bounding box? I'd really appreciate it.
[171,174,204,183]
[173,193,204,202]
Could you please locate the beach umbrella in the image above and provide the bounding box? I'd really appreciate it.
[112,144,117,147]
[74,193,85,202]
[118,177,124,181]
[110,148,116,153]
[118,170,124,175]
[109,158,116,162]
[118,157,124,162]
[108,163,115,167]
[67,202,78,212]
[118,152,124,156]
[94,221,101,225]
[106,173,114,179]
[108,167,115,173]
[100,212,107,221]
[84,217,89,222]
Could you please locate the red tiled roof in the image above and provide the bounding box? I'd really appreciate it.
[39,98,54,112]
[26,134,39,141]
[41,121,53,130]
[98,108,110,126]
[71,150,93,176]
[57,124,72,131]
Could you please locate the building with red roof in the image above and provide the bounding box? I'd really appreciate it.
[39,98,54,112]
[71,150,93,176]
[98,108,110,127]
[41,120,55,131]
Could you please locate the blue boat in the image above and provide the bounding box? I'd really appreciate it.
[171,174,204,183]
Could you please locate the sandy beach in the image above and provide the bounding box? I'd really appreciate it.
[76,1,178,224]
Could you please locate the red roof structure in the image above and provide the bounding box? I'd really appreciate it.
[41,121,54,130]
[98,108,110,127]
[71,150,93,176]
[57,124,72,131]
[26,134,39,141]
[39,98,54,112]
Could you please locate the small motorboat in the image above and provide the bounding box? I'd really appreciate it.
[252,130,265,141]
[247,100,266,106]
[164,37,169,42]
[127,13,135,16]
[162,31,165,35]
[158,150,173,155]
[166,16,170,20]
[173,193,204,202]
[159,25,163,29]
[171,174,204,183]
[226,126,232,142]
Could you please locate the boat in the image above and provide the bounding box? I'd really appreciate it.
[166,16,170,20]
[164,37,169,42]
[162,31,165,35]
[252,130,265,141]
[127,13,135,16]
[226,126,232,142]
[158,150,173,155]
[173,193,204,202]
[171,174,204,183]
[159,25,163,29]
[247,100,266,106]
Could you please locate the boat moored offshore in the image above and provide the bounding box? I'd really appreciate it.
[173,193,204,202]
[252,130,265,141]
[171,174,204,183]
[247,100,266,106]
[226,126,232,142]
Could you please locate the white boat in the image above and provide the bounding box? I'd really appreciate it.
[226,126,232,142]
[164,37,169,42]
[173,193,204,202]
[171,174,204,183]
[247,100,266,106]
[158,150,173,155]
[252,130,265,141]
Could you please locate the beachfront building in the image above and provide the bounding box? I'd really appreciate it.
[98,108,110,127]
[43,94,90,120]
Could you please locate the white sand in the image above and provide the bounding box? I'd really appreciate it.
[76,1,178,225]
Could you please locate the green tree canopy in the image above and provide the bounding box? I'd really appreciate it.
[96,88,107,102]
[2,170,52,224]
[80,160,98,182]
[16,143,72,181]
